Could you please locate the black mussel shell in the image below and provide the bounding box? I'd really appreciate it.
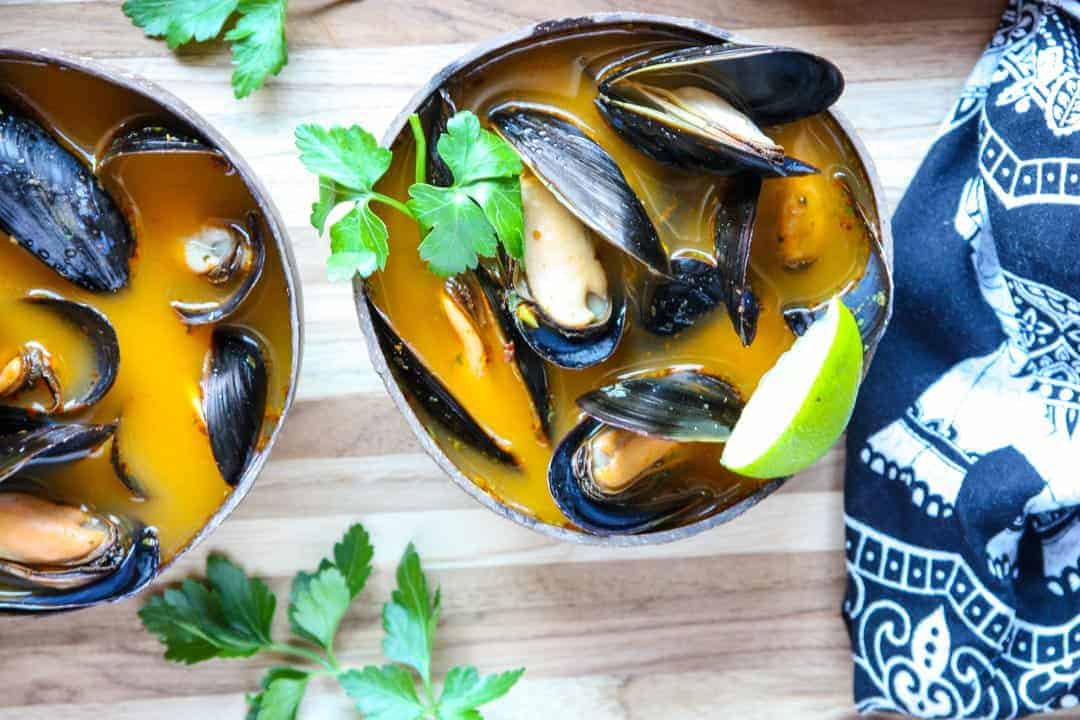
[489,103,671,277]
[98,123,221,168]
[601,44,844,126]
[474,262,551,438]
[22,290,120,412]
[595,92,816,178]
[0,407,114,484]
[643,256,724,336]
[0,98,132,292]
[172,213,267,326]
[109,421,149,501]
[577,371,743,443]
[417,88,457,187]
[369,300,517,466]
[511,280,627,370]
[548,417,714,536]
[714,175,762,346]
[596,44,839,177]
[0,523,159,613]
[202,327,268,487]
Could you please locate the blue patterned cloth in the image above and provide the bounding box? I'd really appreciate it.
[843,2,1080,716]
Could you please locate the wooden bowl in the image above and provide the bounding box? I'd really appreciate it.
[352,14,893,546]
[0,48,304,605]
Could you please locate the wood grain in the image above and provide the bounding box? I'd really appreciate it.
[4,2,1071,719]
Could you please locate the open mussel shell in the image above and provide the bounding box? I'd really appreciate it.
[369,300,517,466]
[22,290,120,413]
[98,123,221,168]
[549,418,714,535]
[0,97,133,292]
[550,371,746,535]
[202,327,269,487]
[714,175,763,346]
[472,263,551,438]
[0,408,114,484]
[577,371,743,442]
[510,273,628,370]
[643,256,724,336]
[489,103,671,278]
[172,213,267,326]
[0,487,159,612]
[596,44,841,177]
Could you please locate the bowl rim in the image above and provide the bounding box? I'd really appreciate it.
[0,48,305,583]
[352,12,894,547]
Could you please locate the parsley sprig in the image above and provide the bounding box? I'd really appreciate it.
[139,525,523,719]
[123,0,289,98]
[295,110,525,281]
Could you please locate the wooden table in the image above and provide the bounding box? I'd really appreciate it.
[0,1,1052,718]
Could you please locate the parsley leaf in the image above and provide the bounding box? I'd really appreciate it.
[407,111,524,277]
[296,124,394,280]
[137,557,274,664]
[246,667,309,720]
[288,566,351,650]
[225,0,288,99]
[123,0,238,49]
[140,524,523,719]
[334,523,375,598]
[436,667,525,719]
[339,666,426,720]
[382,543,441,685]
[122,0,288,98]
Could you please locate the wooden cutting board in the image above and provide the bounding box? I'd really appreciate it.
[1,1,1060,718]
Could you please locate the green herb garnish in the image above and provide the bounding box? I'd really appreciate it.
[295,110,525,281]
[123,0,289,99]
[139,524,523,720]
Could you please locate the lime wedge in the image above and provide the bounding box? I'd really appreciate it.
[720,298,863,479]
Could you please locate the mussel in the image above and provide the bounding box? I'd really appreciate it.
[714,175,763,346]
[0,484,159,612]
[0,407,114,484]
[488,104,669,368]
[445,268,551,439]
[642,256,724,336]
[782,170,893,352]
[368,300,517,466]
[549,371,746,535]
[0,97,134,292]
[595,44,842,177]
[201,326,268,487]
[1,291,121,413]
[172,213,267,326]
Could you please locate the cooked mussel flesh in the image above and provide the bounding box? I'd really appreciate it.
[0,97,133,292]
[549,371,745,535]
[442,275,490,378]
[201,326,268,487]
[369,300,517,466]
[0,343,61,412]
[0,407,114,484]
[172,213,267,326]
[4,291,121,414]
[596,44,842,177]
[474,260,551,439]
[0,487,159,611]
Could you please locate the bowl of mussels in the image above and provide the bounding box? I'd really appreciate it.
[354,14,893,544]
[0,50,301,610]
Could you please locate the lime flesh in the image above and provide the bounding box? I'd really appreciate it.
[720,299,864,479]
